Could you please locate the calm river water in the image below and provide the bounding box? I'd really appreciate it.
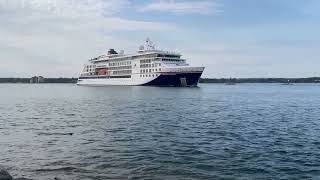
[0,83,320,179]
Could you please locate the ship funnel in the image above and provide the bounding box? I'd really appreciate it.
[108,49,118,55]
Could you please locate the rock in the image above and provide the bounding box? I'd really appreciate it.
[0,167,13,180]
[0,167,33,180]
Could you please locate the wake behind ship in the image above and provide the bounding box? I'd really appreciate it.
[77,39,204,86]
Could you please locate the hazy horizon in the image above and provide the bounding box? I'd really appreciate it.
[1,0,319,78]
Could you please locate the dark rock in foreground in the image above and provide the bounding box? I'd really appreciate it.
[0,166,62,180]
[0,167,33,180]
[0,167,13,180]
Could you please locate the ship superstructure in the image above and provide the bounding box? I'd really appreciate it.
[77,39,204,86]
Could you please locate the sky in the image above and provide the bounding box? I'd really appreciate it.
[0,0,319,78]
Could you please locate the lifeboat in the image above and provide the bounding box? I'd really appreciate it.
[96,68,107,75]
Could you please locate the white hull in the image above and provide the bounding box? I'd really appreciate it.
[77,75,156,86]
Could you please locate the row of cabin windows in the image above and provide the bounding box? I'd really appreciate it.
[157,54,180,58]
[109,61,131,67]
[112,70,132,75]
[140,74,158,78]
[108,66,132,70]
[140,63,161,68]
[162,59,183,62]
[84,72,95,75]
[140,59,151,64]
[133,54,156,59]
[109,54,155,61]
[85,68,94,72]
[85,65,96,72]
[109,57,131,61]
[140,68,161,73]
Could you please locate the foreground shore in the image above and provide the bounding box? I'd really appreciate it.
[0,167,62,180]
[0,167,30,180]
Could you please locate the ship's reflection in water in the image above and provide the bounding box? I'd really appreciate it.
[0,83,320,179]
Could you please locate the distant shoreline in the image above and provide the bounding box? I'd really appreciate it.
[0,78,77,83]
[200,77,320,83]
[0,77,320,84]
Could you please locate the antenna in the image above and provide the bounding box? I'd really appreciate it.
[145,38,155,50]
[138,38,156,52]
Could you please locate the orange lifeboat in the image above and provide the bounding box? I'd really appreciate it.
[96,68,107,75]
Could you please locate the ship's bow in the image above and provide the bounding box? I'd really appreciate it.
[144,66,204,87]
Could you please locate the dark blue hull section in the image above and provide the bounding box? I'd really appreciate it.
[143,73,202,87]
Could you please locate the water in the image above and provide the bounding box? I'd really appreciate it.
[1,83,320,179]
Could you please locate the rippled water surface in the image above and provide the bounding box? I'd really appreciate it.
[1,83,320,179]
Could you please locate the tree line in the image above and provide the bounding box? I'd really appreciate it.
[199,77,320,83]
[0,78,78,83]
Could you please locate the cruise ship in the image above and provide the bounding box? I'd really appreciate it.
[77,39,204,86]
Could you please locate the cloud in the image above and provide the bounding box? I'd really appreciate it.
[0,0,126,18]
[0,0,176,77]
[0,0,176,31]
[138,0,222,15]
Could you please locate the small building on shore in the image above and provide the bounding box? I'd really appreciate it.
[30,76,45,83]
